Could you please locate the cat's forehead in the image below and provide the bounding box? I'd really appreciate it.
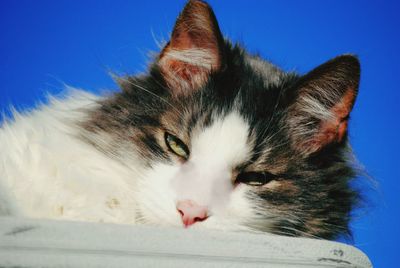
[243,54,286,88]
[190,111,254,168]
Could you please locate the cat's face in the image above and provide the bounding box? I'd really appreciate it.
[136,110,256,231]
[85,0,360,239]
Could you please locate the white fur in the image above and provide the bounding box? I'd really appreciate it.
[0,92,263,231]
[0,90,141,223]
[162,49,216,69]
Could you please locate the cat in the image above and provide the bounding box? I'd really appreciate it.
[0,0,361,240]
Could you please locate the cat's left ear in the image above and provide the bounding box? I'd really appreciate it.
[158,0,225,96]
[287,55,360,155]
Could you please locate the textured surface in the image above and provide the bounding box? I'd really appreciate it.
[0,217,371,267]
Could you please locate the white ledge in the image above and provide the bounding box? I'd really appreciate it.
[0,217,371,267]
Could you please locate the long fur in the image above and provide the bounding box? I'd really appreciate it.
[0,0,361,240]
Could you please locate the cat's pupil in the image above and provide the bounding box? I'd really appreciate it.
[165,132,190,159]
[236,172,274,186]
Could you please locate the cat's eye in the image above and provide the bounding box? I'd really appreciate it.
[235,171,276,186]
[165,133,190,159]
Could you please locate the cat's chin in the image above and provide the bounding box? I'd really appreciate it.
[127,214,264,234]
[139,214,243,232]
[175,217,250,233]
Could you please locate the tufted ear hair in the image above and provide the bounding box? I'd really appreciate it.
[158,0,225,96]
[287,55,360,155]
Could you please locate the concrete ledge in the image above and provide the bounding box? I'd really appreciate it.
[0,217,372,267]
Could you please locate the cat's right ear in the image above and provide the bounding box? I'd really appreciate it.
[158,0,225,96]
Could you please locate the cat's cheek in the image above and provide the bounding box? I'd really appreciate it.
[231,185,280,230]
[134,163,183,226]
[229,184,257,218]
[199,184,256,231]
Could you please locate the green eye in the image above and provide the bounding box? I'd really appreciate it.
[236,171,276,186]
[165,132,190,159]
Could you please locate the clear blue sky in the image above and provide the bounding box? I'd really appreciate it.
[1,1,399,266]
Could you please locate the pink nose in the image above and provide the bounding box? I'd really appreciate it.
[176,200,208,227]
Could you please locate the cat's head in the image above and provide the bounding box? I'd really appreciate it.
[87,0,360,239]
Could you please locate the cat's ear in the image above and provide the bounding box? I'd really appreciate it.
[158,0,225,96]
[287,55,360,155]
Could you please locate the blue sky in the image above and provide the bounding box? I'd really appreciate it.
[1,1,399,266]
